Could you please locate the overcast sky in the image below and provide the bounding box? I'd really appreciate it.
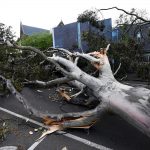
[1,0,150,37]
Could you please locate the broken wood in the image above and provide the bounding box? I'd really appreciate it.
[2,42,150,138]
[58,88,71,101]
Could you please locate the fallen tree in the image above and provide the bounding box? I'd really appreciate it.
[0,41,150,138]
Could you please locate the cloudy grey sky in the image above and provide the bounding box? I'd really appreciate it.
[1,0,150,36]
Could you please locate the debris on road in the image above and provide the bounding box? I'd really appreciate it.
[37,90,43,93]
[29,131,33,135]
[34,128,38,132]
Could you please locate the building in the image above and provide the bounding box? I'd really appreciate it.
[52,19,112,52]
[20,22,49,38]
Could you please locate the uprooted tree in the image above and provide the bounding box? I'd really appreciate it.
[1,42,150,137]
[0,7,150,138]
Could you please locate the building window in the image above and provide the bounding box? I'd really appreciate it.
[136,31,141,43]
[143,55,150,62]
[112,29,119,42]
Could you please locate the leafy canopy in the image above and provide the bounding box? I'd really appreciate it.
[20,32,53,50]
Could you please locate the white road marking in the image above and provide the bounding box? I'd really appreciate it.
[0,107,112,150]
[28,136,46,150]
[0,146,18,150]
[58,130,112,150]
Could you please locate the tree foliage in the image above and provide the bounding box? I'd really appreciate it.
[77,9,105,30]
[19,32,55,82]
[82,31,107,51]
[0,23,15,44]
[20,32,53,50]
[0,25,56,90]
[77,9,107,54]
[110,8,150,78]
[0,23,17,75]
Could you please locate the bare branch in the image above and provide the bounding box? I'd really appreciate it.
[74,57,79,65]
[69,80,85,90]
[114,63,122,76]
[7,43,70,76]
[75,52,101,63]
[49,47,102,63]
[70,88,84,98]
[24,77,73,87]
[44,102,107,122]
[106,44,110,52]
[0,75,33,115]
[49,47,73,56]
[99,7,150,23]
[43,104,106,129]
[1,74,107,126]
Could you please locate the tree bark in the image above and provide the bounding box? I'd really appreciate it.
[4,42,150,138]
[49,46,150,137]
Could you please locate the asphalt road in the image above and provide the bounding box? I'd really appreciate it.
[0,87,150,150]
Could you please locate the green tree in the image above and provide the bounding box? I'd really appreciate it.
[0,25,55,90]
[77,9,107,52]
[77,9,105,30]
[110,8,149,78]
[0,23,19,91]
[20,32,53,50]
[19,32,55,81]
[0,23,17,73]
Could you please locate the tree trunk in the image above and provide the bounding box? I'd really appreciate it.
[50,46,150,137]
[3,42,150,138]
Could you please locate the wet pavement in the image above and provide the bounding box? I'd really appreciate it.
[0,87,150,150]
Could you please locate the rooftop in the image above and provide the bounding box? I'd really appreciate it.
[20,23,49,36]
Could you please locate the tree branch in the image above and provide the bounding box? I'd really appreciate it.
[0,75,33,115]
[114,63,121,76]
[99,7,150,23]
[44,102,107,123]
[1,74,107,128]
[48,47,73,56]
[6,43,71,76]
[24,77,73,87]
